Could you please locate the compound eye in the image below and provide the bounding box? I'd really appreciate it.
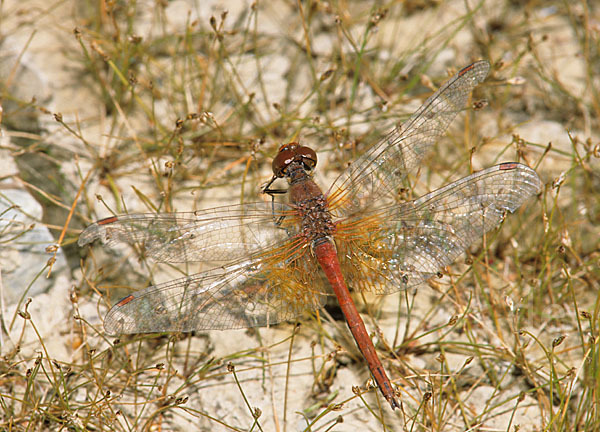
[297,146,317,171]
[271,143,317,177]
[272,143,300,177]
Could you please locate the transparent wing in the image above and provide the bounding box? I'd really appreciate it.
[79,202,330,334]
[78,202,300,264]
[334,163,542,294]
[103,240,329,334]
[328,61,490,217]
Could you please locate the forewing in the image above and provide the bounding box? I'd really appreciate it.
[78,202,299,263]
[335,163,542,294]
[104,239,329,334]
[328,61,490,217]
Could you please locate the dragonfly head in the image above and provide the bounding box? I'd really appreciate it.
[272,142,317,178]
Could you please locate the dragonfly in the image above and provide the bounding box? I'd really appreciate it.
[79,60,542,409]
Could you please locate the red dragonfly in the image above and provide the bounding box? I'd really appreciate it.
[79,61,542,409]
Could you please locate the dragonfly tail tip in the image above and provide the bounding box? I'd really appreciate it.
[388,396,401,410]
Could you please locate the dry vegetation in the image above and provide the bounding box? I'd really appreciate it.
[1,0,599,430]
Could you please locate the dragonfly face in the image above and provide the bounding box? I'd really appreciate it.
[271,143,318,178]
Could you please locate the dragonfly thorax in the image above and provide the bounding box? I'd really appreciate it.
[296,195,336,244]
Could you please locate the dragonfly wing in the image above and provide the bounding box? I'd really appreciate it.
[78,202,300,263]
[328,61,490,217]
[336,163,542,294]
[104,241,329,334]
